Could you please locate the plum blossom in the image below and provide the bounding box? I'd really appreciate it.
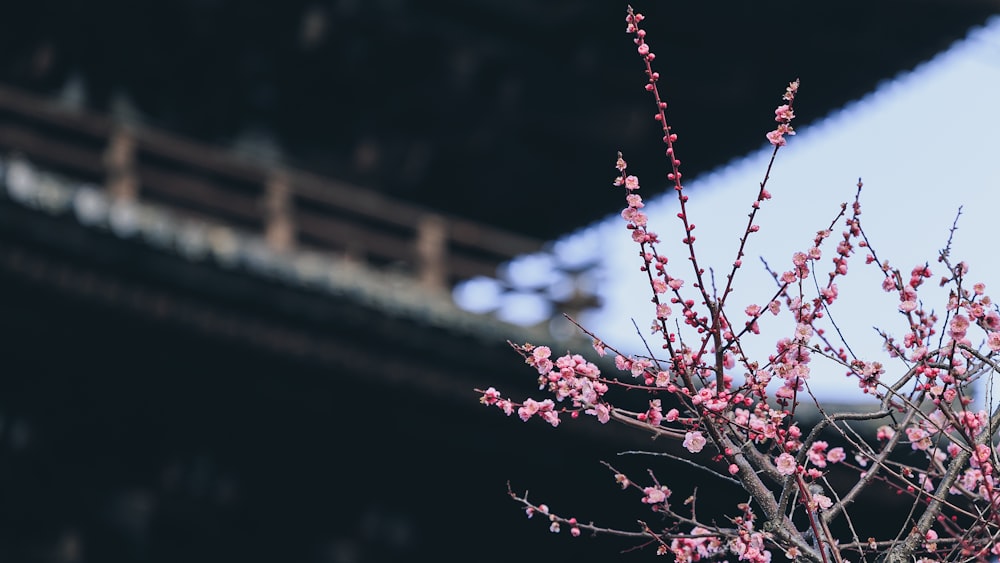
[876,425,895,441]
[683,431,707,454]
[905,426,932,451]
[585,402,611,424]
[480,387,501,405]
[807,441,829,468]
[766,129,786,146]
[487,9,1000,558]
[775,453,797,476]
[518,398,541,421]
[826,447,846,464]
[642,485,671,505]
[988,331,1000,352]
[811,493,833,511]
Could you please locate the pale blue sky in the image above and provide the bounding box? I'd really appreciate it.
[456,15,1000,402]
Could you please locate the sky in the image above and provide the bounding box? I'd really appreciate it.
[455,15,1000,403]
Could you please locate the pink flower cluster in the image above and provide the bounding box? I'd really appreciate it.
[488,6,1000,561]
[666,527,722,560]
[614,154,658,245]
[480,343,609,427]
[766,80,799,146]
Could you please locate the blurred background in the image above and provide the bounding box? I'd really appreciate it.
[0,1,998,561]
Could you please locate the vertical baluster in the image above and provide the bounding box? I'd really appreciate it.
[104,127,137,201]
[264,170,295,252]
[416,213,447,291]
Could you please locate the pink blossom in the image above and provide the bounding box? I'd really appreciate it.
[766,123,795,147]
[655,371,670,387]
[631,358,652,378]
[497,399,513,416]
[643,399,664,426]
[975,443,991,464]
[961,468,983,491]
[905,426,931,451]
[950,314,970,338]
[766,129,786,147]
[540,410,560,427]
[656,303,672,320]
[882,275,897,292]
[683,431,707,454]
[518,398,541,421]
[783,79,800,101]
[808,441,828,468]
[812,493,833,511]
[768,300,781,315]
[988,332,1000,351]
[615,154,627,171]
[819,284,838,303]
[794,323,813,341]
[480,387,501,405]
[774,104,795,122]
[642,485,671,504]
[624,175,639,190]
[614,354,631,371]
[985,312,1000,330]
[826,447,846,464]
[923,529,938,550]
[775,453,797,476]
[585,403,611,424]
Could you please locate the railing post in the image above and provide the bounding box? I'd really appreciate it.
[103,127,138,201]
[264,171,295,252]
[416,213,447,291]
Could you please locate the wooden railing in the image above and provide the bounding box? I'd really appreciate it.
[0,84,544,291]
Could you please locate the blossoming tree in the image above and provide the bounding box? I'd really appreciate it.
[479,6,1000,562]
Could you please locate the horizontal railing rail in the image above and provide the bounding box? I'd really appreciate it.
[0,84,544,290]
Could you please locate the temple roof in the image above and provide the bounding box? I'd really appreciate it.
[1,1,997,239]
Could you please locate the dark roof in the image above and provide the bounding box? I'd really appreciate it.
[1,1,997,240]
